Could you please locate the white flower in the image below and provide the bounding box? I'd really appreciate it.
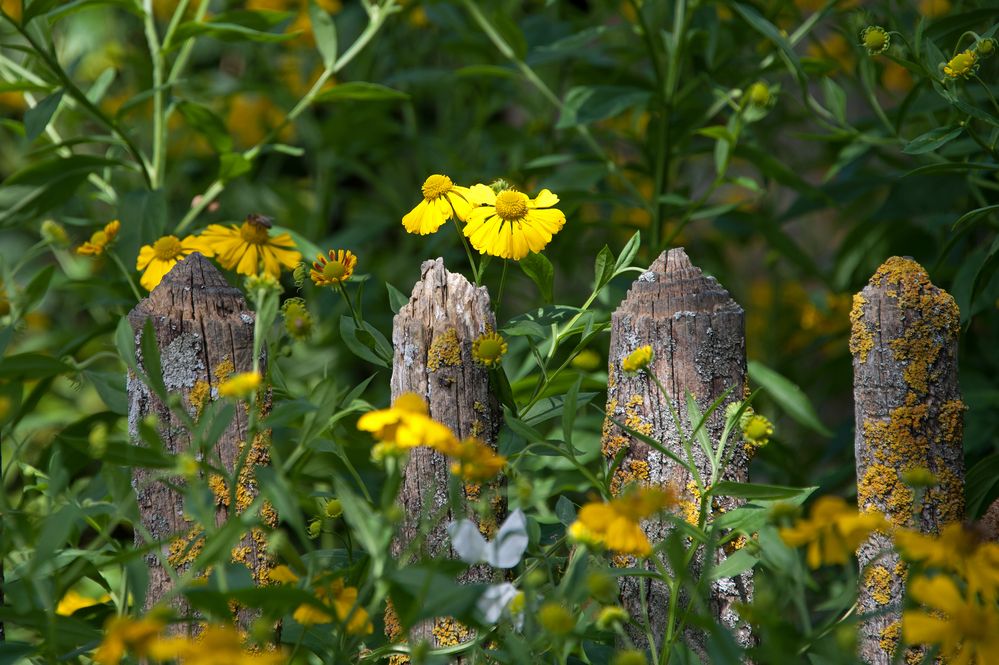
[477,582,519,625]
[447,509,528,569]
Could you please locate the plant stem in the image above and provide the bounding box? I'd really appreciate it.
[337,282,362,328]
[143,0,167,188]
[109,250,144,302]
[494,259,508,315]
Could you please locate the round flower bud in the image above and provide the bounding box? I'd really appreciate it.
[41,220,69,248]
[611,650,648,665]
[860,26,890,55]
[596,605,630,630]
[538,602,575,636]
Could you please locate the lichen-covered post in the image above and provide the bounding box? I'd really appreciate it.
[388,258,502,651]
[127,253,275,628]
[850,257,965,663]
[602,248,752,651]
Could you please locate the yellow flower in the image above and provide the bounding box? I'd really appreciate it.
[356,392,457,457]
[463,185,566,260]
[310,249,357,287]
[196,215,301,277]
[895,523,999,602]
[860,26,890,55]
[944,50,978,78]
[740,411,774,448]
[903,575,999,663]
[570,487,675,557]
[779,496,887,568]
[294,579,373,635]
[218,372,262,399]
[472,331,507,367]
[571,348,602,370]
[268,565,301,584]
[402,174,475,235]
[56,589,111,616]
[918,0,951,18]
[136,234,212,291]
[150,624,286,665]
[596,605,630,630]
[622,345,653,373]
[77,220,121,256]
[611,650,648,665]
[746,81,771,107]
[434,436,506,482]
[93,615,166,665]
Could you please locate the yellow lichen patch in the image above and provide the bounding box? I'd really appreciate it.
[623,412,653,436]
[938,400,965,446]
[470,419,485,438]
[724,534,748,555]
[858,463,913,525]
[260,501,278,528]
[209,474,230,506]
[385,599,403,640]
[473,400,487,414]
[168,528,205,569]
[427,328,462,372]
[231,545,252,566]
[478,514,498,539]
[926,465,964,525]
[681,480,702,526]
[864,565,892,605]
[189,379,211,417]
[464,482,481,502]
[602,434,629,460]
[880,620,901,655]
[609,459,651,496]
[432,617,472,647]
[870,257,960,395]
[611,553,633,568]
[849,294,873,363]
[234,432,272,514]
[214,357,235,384]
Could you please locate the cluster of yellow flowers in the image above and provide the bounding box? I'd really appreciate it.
[568,487,677,557]
[92,615,285,665]
[268,566,373,635]
[780,498,999,662]
[942,37,995,79]
[76,220,121,257]
[357,392,506,482]
[403,174,566,260]
[134,215,302,291]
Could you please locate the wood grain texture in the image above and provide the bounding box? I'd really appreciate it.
[850,257,964,664]
[127,252,273,628]
[390,258,502,650]
[603,248,752,652]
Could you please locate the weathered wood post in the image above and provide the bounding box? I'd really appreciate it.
[127,253,274,627]
[388,258,502,650]
[850,256,965,663]
[602,247,752,651]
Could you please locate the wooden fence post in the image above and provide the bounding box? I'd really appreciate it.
[850,257,965,663]
[389,258,502,650]
[602,247,752,652]
[127,252,274,628]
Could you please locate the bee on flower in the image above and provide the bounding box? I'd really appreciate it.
[196,214,301,277]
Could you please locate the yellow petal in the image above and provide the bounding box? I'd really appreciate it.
[532,188,559,208]
[136,245,155,270]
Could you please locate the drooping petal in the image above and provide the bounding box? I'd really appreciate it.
[532,188,560,208]
[525,208,566,236]
[235,244,259,275]
[136,245,155,270]
[468,184,497,205]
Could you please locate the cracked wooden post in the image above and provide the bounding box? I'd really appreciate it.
[602,247,752,653]
[127,253,274,628]
[850,257,965,664]
[388,258,502,652]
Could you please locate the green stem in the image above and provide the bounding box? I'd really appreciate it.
[173,3,394,232]
[494,259,508,315]
[1,9,153,187]
[143,0,167,188]
[337,281,362,328]
[108,250,144,302]
[449,208,480,285]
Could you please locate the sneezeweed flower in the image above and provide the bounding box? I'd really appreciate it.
[136,234,211,291]
[739,408,774,448]
[150,624,286,665]
[40,220,70,248]
[918,0,951,18]
[621,345,653,373]
[463,185,566,260]
[281,298,313,340]
[860,26,890,55]
[293,579,373,635]
[569,487,676,557]
[56,589,111,616]
[976,37,996,58]
[197,214,301,277]
[356,392,457,459]
[903,575,999,663]
[245,272,282,294]
[778,495,887,568]
[596,605,630,630]
[218,372,262,399]
[943,49,978,78]
[93,614,167,665]
[325,498,343,518]
[437,436,507,481]
[310,249,357,287]
[402,174,475,235]
[746,81,772,107]
[472,330,508,368]
[895,523,999,601]
[538,602,575,636]
[76,220,121,256]
[571,348,602,370]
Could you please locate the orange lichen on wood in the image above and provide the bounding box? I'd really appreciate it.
[427,327,462,372]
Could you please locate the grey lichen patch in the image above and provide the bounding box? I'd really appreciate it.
[160,333,206,391]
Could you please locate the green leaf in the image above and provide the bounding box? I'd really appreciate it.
[389,565,486,628]
[22,265,55,312]
[219,153,254,182]
[308,0,337,67]
[115,315,138,370]
[562,375,582,449]
[614,231,641,274]
[821,78,846,124]
[172,20,297,45]
[24,90,63,142]
[0,353,72,379]
[902,125,963,155]
[732,4,804,84]
[747,361,832,436]
[709,548,759,581]
[386,282,409,314]
[557,85,650,129]
[967,452,999,517]
[593,245,615,290]
[339,316,391,367]
[314,82,409,102]
[177,100,232,153]
[710,481,813,500]
[520,252,554,303]
[952,203,999,233]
